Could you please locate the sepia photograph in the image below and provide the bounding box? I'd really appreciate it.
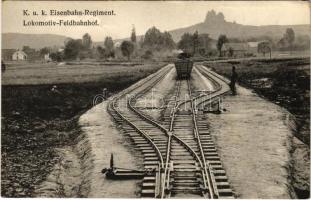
[1,1,310,199]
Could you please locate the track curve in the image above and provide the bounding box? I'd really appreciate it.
[107,63,234,198]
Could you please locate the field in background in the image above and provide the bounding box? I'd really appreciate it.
[270,50,310,58]
[2,61,164,85]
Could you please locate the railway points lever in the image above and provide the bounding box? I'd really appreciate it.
[101,154,159,179]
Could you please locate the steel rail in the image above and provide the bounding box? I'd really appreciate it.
[127,69,172,134]
[118,72,176,198]
[129,78,208,198]
[178,65,223,110]
[107,65,173,198]
[110,99,165,169]
[126,79,180,198]
[187,80,219,199]
[161,134,172,198]
[162,79,210,198]
[190,65,235,198]
[198,64,232,85]
[194,65,231,109]
[126,78,179,199]
[126,70,171,198]
[109,63,229,199]
[169,80,181,132]
[159,71,223,198]
[110,99,165,198]
[161,80,180,198]
[125,67,175,198]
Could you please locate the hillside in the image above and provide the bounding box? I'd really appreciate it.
[2,10,309,49]
[168,10,310,41]
[2,33,69,49]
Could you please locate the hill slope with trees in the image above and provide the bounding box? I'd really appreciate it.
[169,10,309,41]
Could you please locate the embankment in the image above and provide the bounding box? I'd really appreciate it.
[1,63,166,197]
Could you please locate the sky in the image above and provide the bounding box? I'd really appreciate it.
[2,1,310,41]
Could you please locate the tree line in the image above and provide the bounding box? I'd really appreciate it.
[39,26,308,62]
[45,26,177,61]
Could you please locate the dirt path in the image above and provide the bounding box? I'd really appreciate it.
[193,69,293,198]
[34,100,143,198]
[78,102,143,197]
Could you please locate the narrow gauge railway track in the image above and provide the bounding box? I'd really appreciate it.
[193,65,231,110]
[107,63,234,198]
[189,65,234,197]
[162,80,211,198]
[161,77,233,198]
[107,65,173,197]
[178,64,230,111]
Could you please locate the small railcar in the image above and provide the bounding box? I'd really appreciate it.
[174,53,193,79]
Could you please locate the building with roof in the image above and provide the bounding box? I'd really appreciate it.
[12,50,27,61]
[247,41,260,48]
[247,42,261,55]
[222,43,250,57]
[44,53,52,62]
[247,41,271,55]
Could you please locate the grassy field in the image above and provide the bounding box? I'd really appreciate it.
[1,61,167,197]
[204,57,310,145]
[191,50,310,63]
[2,61,163,85]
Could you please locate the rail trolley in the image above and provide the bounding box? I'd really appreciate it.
[174,53,193,79]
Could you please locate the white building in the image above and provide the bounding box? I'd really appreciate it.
[44,53,52,61]
[12,50,27,61]
[247,41,270,54]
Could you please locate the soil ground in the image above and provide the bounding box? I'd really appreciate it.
[204,57,310,145]
[77,102,143,197]
[203,58,310,199]
[1,62,166,197]
[191,67,293,198]
[34,146,82,197]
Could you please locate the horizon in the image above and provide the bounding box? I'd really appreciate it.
[2,1,310,42]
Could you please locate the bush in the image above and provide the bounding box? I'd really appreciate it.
[50,52,63,62]
[141,50,153,60]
